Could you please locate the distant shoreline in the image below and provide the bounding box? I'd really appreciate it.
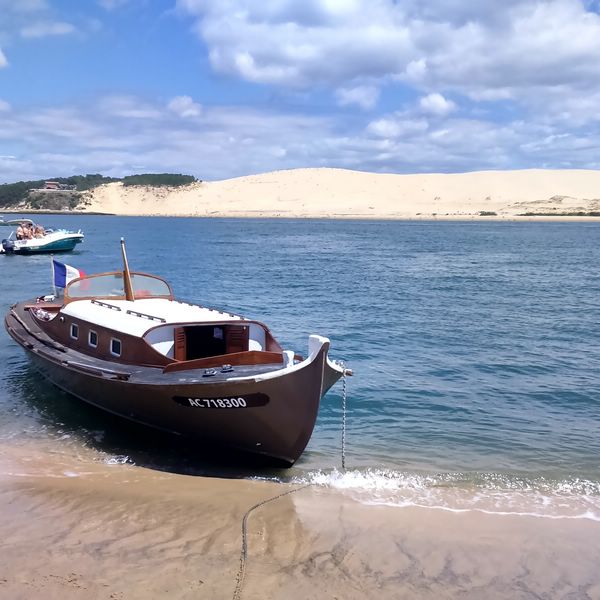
[0,209,114,216]
[3,167,600,220]
[2,209,600,222]
[1,209,600,222]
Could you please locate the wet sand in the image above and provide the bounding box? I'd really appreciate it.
[2,454,599,600]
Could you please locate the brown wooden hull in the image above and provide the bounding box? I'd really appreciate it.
[5,307,342,465]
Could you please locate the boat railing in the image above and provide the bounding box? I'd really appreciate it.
[92,299,122,311]
[126,308,166,323]
[9,309,67,352]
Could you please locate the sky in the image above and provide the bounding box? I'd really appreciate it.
[1,0,600,183]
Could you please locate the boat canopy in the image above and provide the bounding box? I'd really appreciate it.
[0,218,34,227]
[65,271,173,302]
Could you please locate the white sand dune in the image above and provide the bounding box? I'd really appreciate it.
[82,168,600,219]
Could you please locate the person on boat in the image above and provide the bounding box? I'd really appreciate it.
[15,224,24,240]
[24,223,34,239]
[33,225,45,238]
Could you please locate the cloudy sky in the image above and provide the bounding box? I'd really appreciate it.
[1,0,600,182]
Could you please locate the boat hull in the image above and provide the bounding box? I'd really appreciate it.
[2,232,84,254]
[5,308,343,465]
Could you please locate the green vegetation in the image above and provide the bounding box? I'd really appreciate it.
[478,211,498,216]
[0,180,44,207]
[60,174,120,190]
[28,191,81,211]
[0,173,198,209]
[122,173,197,187]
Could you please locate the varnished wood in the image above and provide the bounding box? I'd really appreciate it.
[120,238,135,302]
[32,308,171,366]
[174,326,186,361]
[163,350,284,373]
[226,324,249,354]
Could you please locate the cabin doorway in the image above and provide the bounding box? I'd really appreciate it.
[178,326,226,360]
[173,324,250,361]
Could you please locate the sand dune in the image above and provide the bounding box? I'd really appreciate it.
[82,168,600,219]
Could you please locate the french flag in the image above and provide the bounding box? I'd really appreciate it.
[53,259,85,289]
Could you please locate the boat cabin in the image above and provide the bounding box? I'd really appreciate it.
[30,271,286,370]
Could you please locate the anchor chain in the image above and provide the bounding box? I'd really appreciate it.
[340,360,347,471]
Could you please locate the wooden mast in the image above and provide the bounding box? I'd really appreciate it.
[120,237,135,301]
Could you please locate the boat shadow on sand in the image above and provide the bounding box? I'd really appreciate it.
[6,364,295,480]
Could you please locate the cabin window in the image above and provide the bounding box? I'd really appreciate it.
[70,323,79,339]
[89,330,98,348]
[110,338,122,357]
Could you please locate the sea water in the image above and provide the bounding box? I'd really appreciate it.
[1,215,599,519]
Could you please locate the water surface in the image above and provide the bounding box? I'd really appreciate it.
[1,216,599,518]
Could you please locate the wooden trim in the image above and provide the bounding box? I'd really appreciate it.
[163,351,284,373]
[120,239,135,302]
[23,303,62,311]
[174,327,186,361]
[225,324,249,354]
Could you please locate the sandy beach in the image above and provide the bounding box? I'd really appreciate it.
[2,446,599,600]
[76,168,600,220]
[2,168,600,599]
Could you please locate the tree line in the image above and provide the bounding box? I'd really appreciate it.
[0,173,199,208]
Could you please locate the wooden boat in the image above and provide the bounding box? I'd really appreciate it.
[4,240,351,465]
[1,219,84,254]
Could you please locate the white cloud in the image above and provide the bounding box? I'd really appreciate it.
[404,59,427,83]
[178,0,600,125]
[0,1,86,65]
[20,21,76,38]
[1,94,600,183]
[335,85,380,110]
[419,93,456,116]
[98,96,162,119]
[524,87,600,126]
[367,116,428,138]
[468,88,513,102]
[167,96,203,118]
[179,0,414,86]
[0,99,11,111]
[0,97,339,182]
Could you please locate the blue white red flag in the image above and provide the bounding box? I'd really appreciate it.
[52,259,85,288]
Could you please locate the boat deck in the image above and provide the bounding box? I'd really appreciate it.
[6,301,284,385]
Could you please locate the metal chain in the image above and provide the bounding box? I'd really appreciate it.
[232,484,311,600]
[340,361,347,471]
[231,361,349,600]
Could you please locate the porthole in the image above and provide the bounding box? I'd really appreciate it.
[89,330,98,348]
[110,338,122,357]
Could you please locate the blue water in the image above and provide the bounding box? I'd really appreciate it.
[1,215,599,517]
